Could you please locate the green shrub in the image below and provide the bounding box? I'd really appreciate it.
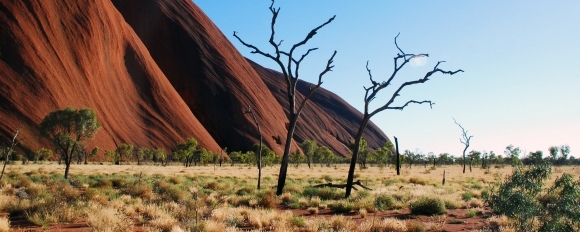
[374,193,394,211]
[302,187,343,200]
[235,186,254,196]
[487,162,580,231]
[409,196,446,215]
[466,209,476,218]
[110,178,127,188]
[329,200,354,213]
[461,191,473,201]
[290,215,306,227]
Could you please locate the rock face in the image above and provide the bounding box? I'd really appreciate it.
[0,0,389,157]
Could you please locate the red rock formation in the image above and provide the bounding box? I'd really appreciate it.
[0,0,388,158]
[111,0,298,155]
[0,0,220,155]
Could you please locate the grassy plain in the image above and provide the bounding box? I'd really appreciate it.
[0,163,578,231]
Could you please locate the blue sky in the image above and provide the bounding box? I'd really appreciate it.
[194,1,579,158]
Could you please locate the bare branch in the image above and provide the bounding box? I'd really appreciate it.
[394,33,405,56]
[287,15,336,79]
[453,117,473,145]
[369,61,463,117]
[233,32,277,61]
[387,100,434,110]
[296,50,337,114]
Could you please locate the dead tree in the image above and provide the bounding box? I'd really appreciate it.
[345,34,463,198]
[245,106,263,189]
[453,117,473,174]
[0,128,21,180]
[233,0,337,195]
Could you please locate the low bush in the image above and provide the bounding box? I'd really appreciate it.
[461,191,473,201]
[329,200,354,213]
[409,177,429,185]
[302,187,343,200]
[374,193,395,211]
[258,190,279,209]
[409,196,446,215]
[0,216,8,232]
[487,162,580,231]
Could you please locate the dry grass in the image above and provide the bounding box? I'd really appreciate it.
[1,163,527,182]
[0,216,9,232]
[0,163,577,231]
[86,205,133,232]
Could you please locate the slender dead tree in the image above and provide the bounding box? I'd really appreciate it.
[245,105,263,189]
[453,117,473,173]
[0,128,21,180]
[345,34,463,198]
[234,0,337,195]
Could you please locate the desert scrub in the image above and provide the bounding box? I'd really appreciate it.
[461,191,473,201]
[374,193,395,211]
[407,221,426,232]
[488,162,580,231]
[155,180,190,202]
[409,196,446,215]
[329,215,356,231]
[258,190,279,209]
[302,186,343,200]
[329,200,354,213]
[409,177,429,185]
[305,197,320,208]
[86,205,133,232]
[0,216,8,232]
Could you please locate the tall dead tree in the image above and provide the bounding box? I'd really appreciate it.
[245,106,263,189]
[453,117,473,173]
[0,128,21,180]
[345,34,463,198]
[234,0,337,195]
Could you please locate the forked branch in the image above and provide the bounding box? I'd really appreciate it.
[453,117,473,146]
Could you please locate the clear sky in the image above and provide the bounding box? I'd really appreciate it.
[194,1,579,158]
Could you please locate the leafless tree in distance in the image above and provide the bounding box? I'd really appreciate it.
[245,105,263,189]
[453,117,473,173]
[234,0,337,195]
[0,128,22,180]
[345,34,463,198]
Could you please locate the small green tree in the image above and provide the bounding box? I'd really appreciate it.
[40,107,100,179]
[152,148,166,165]
[548,146,559,163]
[505,144,522,166]
[176,138,198,167]
[559,145,570,165]
[350,139,369,169]
[136,147,151,165]
[300,140,318,169]
[115,143,134,165]
[104,149,116,164]
[289,151,305,168]
[88,146,98,164]
[372,142,393,169]
[34,148,54,163]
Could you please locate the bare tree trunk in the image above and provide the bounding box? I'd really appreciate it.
[246,106,263,190]
[1,129,20,181]
[395,137,400,176]
[277,113,297,195]
[345,116,370,198]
